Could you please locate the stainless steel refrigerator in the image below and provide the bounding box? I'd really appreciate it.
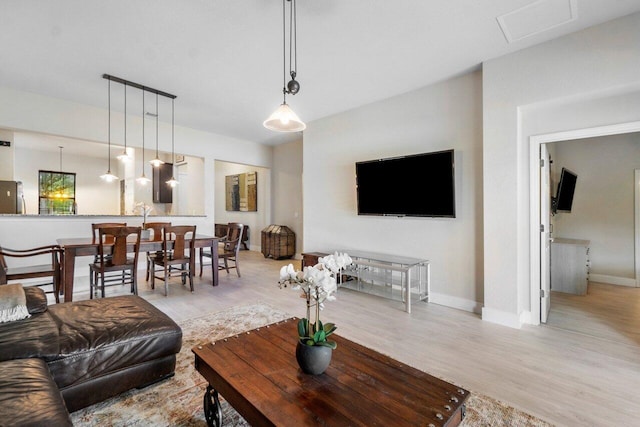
[0,180,24,214]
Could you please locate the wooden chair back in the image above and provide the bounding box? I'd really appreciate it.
[97,226,141,268]
[163,225,196,262]
[144,222,171,242]
[223,223,244,255]
[92,222,126,244]
[0,244,63,302]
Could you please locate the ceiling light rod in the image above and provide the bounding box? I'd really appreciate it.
[102,74,176,100]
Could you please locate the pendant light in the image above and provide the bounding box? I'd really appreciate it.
[117,83,131,162]
[100,78,119,182]
[166,98,179,187]
[136,89,151,185]
[149,93,165,167]
[263,0,306,132]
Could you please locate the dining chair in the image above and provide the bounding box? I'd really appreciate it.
[200,222,244,278]
[89,222,126,287]
[0,244,63,303]
[143,222,171,281]
[150,225,196,296]
[88,226,141,299]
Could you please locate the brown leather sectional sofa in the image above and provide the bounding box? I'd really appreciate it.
[0,287,182,425]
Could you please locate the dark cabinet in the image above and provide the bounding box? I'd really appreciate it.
[153,163,173,203]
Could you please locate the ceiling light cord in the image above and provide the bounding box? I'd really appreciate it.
[156,93,159,158]
[285,0,299,96]
[142,91,145,164]
[282,0,287,103]
[108,79,111,169]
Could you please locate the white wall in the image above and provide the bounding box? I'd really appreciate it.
[272,139,303,258]
[214,160,271,251]
[304,71,483,311]
[0,129,14,180]
[483,12,640,327]
[13,132,120,215]
[552,133,640,280]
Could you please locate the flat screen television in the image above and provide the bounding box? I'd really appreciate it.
[355,149,455,217]
[554,167,577,213]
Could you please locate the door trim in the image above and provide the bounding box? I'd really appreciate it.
[529,121,640,326]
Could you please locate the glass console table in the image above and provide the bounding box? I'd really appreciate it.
[336,250,430,313]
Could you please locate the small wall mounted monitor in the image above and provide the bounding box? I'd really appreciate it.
[555,167,577,213]
[355,149,455,218]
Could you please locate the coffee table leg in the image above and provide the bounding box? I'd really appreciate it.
[203,385,223,427]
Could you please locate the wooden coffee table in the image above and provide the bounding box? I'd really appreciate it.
[193,318,469,426]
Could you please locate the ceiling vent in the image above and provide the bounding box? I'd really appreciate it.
[497,0,577,43]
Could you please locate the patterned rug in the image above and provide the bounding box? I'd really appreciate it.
[70,303,554,426]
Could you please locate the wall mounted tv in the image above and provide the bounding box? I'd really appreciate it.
[355,149,455,218]
[553,167,577,214]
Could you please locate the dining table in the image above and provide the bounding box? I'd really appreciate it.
[56,234,219,302]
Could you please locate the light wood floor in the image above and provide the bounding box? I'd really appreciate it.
[68,252,640,427]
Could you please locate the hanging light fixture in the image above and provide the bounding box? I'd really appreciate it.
[100,78,119,182]
[117,83,131,162]
[166,98,179,188]
[263,0,306,132]
[136,89,151,185]
[149,93,165,167]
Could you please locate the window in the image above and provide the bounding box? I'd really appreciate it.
[38,170,76,215]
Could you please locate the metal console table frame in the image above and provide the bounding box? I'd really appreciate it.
[337,249,430,313]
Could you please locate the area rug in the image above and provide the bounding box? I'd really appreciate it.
[70,303,554,426]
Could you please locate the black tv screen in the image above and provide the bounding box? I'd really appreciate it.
[555,167,577,213]
[356,149,455,217]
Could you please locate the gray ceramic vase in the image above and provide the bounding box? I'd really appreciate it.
[296,341,332,375]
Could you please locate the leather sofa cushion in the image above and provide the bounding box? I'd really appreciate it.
[24,286,48,314]
[46,295,182,389]
[0,311,59,362]
[0,358,73,427]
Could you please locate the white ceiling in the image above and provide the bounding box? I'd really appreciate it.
[1,0,639,146]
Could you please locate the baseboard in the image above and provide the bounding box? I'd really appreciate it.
[481,307,523,329]
[429,292,482,314]
[589,274,637,287]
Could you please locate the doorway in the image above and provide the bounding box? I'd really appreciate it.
[529,121,640,326]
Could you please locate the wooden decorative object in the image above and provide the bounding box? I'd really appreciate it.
[261,225,295,259]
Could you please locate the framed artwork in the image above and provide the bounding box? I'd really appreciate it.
[225,171,257,212]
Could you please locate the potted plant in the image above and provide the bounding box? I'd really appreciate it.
[279,252,352,374]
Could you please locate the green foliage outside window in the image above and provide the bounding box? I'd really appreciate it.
[38,170,76,215]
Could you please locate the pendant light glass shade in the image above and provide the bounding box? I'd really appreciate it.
[149,158,164,167]
[116,151,130,162]
[263,102,306,132]
[101,78,118,182]
[100,171,119,182]
[136,173,151,185]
